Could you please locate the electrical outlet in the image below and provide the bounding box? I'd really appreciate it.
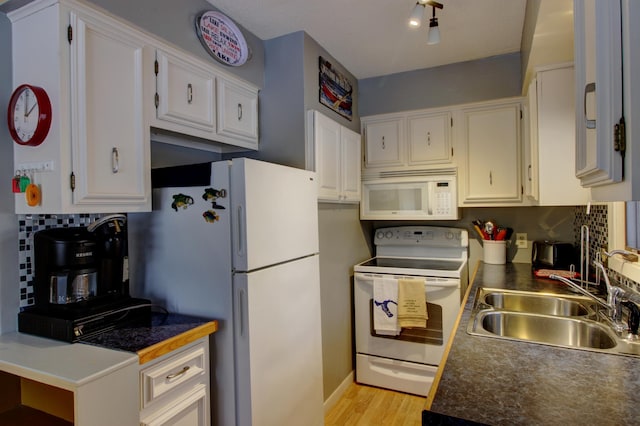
[516,233,528,249]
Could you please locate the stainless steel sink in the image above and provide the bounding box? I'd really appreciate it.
[472,311,617,349]
[479,288,594,317]
[467,287,640,357]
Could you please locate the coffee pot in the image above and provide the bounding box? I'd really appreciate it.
[34,227,99,305]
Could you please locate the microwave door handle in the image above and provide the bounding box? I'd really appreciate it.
[427,182,433,215]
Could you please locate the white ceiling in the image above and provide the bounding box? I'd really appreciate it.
[205,0,528,79]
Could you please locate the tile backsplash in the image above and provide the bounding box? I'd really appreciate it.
[574,204,640,293]
[18,214,102,307]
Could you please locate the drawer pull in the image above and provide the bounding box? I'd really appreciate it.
[166,366,190,380]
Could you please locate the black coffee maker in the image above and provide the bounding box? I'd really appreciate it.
[32,215,129,307]
[19,215,151,342]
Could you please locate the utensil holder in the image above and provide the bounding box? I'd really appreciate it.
[483,240,506,265]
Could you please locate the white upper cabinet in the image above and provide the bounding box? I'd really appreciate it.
[574,0,623,188]
[307,110,361,203]
[460,99,523,205]
[407,112,452,166]
[69,9,150,208]
[362,109,453,174]
[151,45,259,152]
[362,116,403,168]
[525,64,590,205]
[574,0,640,200]
[216,78,259,149]
[9,0,152,213]
[154,49,216,133]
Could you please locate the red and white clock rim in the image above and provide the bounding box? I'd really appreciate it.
[7,84,52,147]
[195,11,250,67]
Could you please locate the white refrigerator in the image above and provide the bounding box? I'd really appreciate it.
[128,158,324,426]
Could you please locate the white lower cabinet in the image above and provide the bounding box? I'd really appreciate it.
[140,338,210,426]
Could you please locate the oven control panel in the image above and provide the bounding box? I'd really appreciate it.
[374,226,468,248]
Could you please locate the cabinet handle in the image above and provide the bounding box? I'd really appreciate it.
[238,103,243,121]
[584,82,596,129]
[111,147,119,174]
[427,131,431,146]
[382,136,385,149]
[528,164,532,181]
[166,366,190,380]
[489,171,493,185]
[187,84,193,104]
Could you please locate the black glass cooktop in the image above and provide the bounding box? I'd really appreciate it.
[358,257,463,271]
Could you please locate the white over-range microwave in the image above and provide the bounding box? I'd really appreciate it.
[360,172,459,220]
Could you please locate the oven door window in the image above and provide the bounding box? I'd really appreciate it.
[368,299,443,345]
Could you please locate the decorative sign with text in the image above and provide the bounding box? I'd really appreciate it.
[195,11,250,67]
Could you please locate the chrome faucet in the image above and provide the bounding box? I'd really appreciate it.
[549,265,628,333]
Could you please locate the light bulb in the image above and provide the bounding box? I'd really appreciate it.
[408,3,424,28]
[427,17,440,44]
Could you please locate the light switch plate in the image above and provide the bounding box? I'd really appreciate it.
[516,233,528,249]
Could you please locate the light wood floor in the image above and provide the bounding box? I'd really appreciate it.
[324,382,425,426]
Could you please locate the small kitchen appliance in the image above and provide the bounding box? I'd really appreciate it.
[18,215,151,342]
[532,240,577,270]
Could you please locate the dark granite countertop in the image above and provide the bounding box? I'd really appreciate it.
[424,262,640,426]
[79,312,218,363]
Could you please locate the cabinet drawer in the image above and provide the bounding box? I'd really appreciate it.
[140,342,206,408]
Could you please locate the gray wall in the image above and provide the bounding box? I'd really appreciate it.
[0,13,19,334]
[358,52,522,116]
[87,0,264,88]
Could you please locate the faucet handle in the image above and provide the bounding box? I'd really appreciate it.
[623,301,640,337]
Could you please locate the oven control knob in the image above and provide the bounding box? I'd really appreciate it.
[376,231,385,240]
[446,231,454,239]
[385,231,393,239]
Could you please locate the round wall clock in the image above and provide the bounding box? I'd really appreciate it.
[7,84,52,146]
[195,11,250,67]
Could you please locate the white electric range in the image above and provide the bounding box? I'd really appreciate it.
[353,226,469,396]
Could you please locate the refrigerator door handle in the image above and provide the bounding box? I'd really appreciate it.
[236,205,245,257]
[239,288,246,337]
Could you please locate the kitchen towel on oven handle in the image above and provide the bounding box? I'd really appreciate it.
[398,277,428,328]
[373,277,401,336]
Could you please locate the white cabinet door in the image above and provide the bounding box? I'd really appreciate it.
[530,64,590,205]
[341,126,362,202]
[574,0,624,187]
[407,112,452,165]
[462,101,522,204]
[216,78,259,147]
[69,10,150,208]
[309,110,361,203]
[141,386,208,426]
[363,117,403,168]
[155,49,215,132]
[314,111,342,200]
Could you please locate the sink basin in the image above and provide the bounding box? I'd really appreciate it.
[472,311,617,350]
[480,289,592,317]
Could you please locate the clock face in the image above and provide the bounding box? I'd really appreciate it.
[7,84,52,146]
[13,87,40,142]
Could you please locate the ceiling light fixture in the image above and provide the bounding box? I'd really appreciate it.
[408,0,444,44]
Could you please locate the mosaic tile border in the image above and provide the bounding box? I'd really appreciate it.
[18,213,103,308]
[573,205,640,293]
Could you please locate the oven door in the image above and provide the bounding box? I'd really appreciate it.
[354,272,461,366]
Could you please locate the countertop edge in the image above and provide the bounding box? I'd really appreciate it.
[424,261,480,410]
[137,320,218,364]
